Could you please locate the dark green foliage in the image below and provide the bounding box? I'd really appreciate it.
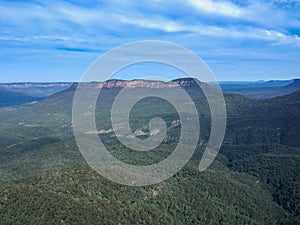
[0,83,299,224]
[222,144,300,216]
[0,164,297,225]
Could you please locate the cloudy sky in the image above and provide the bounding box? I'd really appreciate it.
[0,0,299,82]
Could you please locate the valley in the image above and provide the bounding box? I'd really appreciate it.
[0,78,299,224]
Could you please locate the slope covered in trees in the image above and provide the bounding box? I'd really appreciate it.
[0,80,299,224]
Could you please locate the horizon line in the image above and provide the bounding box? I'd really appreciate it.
[0,77,299,84]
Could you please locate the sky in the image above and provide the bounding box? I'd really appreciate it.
[0,0,299,82]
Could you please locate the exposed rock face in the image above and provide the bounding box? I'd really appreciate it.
[0,83,72,97]
[172,78,200,87]
[96,79,172,89]
[72,78,205,89]
[0,83,71,89]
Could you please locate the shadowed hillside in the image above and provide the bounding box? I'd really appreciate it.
[0,79,299,224]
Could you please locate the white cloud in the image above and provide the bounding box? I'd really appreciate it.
[117,15,186,32]
[187,0,244,18]
[115,12,300,46]
[0,1,299,48]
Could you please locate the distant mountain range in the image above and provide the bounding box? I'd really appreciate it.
[0,78,299,107]
[215,79,300,98]
[0,82,72,107]
[0,82,72,97]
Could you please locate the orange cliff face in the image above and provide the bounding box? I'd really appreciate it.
[96,79,177,89]
[93,78,204,89]
[67,78,212,93]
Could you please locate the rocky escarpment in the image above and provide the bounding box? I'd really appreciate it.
[0,82,71,89]
[0,83,72,97]
[71,78,208,89]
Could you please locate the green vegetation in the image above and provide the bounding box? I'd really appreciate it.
[0,83,299,224]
